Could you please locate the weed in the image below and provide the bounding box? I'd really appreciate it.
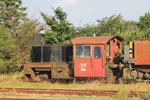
[144,91,150,100]
[113,90,128,100]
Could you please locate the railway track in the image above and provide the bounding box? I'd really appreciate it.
[0,88,147,98]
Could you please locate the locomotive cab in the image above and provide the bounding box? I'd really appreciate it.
[72,36,123,81]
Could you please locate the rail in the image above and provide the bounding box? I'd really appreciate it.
[0,88,147,98]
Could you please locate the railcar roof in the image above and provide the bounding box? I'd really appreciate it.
[72,36,123,45]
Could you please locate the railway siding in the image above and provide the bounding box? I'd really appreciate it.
[0,88,147,97]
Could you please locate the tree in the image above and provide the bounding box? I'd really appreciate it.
[0,26,16,60]
[41,7,75,44]
[76,24,100,37]
[0,19,40,73]
[0,0,28,73]
[0,0,26,29]
[0,0,41,73]
[138,12,150,40]
[97,15,126,35]
[0,0,27,44]
[0,25,17,73]
[15,19,41,64]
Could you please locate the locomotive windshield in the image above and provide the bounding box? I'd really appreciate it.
[76,45,91,58]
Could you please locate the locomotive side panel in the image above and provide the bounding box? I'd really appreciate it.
[134,41,150,65]
[126,41,150,80]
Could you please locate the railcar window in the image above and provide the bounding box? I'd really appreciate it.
[94,47,101,58]
[76,46,83,57]
[84,46,91,57]
[76,45,91,58]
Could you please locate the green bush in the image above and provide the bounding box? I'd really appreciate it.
[0,58,18,74]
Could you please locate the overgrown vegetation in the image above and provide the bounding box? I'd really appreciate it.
[0,0,150,73]
[0,73,149,99]
[0,0,40,73]
[0,73,149,92]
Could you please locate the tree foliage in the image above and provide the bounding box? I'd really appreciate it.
[76,24,99,37]
[0,0,40,73]
[0,25,17,73]
[0,0,26,29]
[97,15,126,35]
[138,12,150,40]
[0,26,16,60]
[0,3,150,74]
[41,7,75,44]
[16,19,40,64]
[138,12,150,30]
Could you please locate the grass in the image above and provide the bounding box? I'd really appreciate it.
[0,93,115,100]
[0,72,149,100]
[0,72,149,92]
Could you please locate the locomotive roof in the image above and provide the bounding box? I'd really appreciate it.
[72,36,123,45]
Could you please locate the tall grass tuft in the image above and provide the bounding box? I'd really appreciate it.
[113,90,128,100]
[144,91,150,100]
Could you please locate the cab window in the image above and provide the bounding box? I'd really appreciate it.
[76,45,91,58]
[94,47,101,58]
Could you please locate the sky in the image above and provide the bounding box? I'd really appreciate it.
[22,0,150,26]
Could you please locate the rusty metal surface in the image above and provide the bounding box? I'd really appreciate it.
[137,66,150,73]
[0,88,146,98]
[23,62,70,81]
[134,41,150,65]
[72,36,123,45]
[24,62,68,68]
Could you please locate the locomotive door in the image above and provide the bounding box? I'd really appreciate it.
[74,45,93,77]
[92,45,104,77]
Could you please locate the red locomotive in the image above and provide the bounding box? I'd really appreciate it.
[20,35,150,83]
